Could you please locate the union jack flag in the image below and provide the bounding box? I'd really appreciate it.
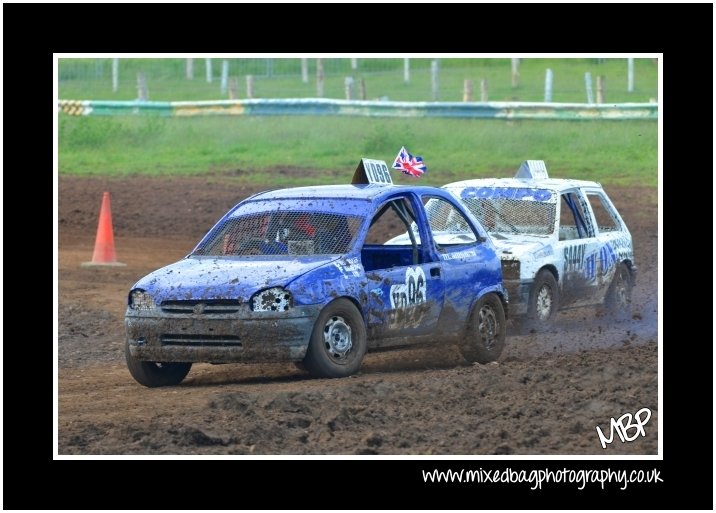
[392,146,427,177]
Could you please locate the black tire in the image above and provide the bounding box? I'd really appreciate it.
[125,340,192,387]
[526,269,559,328]
[303,298,367,378]
[460,293,506,363]
[605,262,633,320]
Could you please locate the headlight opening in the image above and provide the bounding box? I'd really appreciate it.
[251,287,293,312]
[129,289,156,310]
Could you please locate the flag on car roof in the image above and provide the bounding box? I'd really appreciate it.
[392,146,427,177]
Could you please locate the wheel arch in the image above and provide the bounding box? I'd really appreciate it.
[470,287,508,321]
[538,263,560,283]
[320,295,366,322]
[621,259,637,286]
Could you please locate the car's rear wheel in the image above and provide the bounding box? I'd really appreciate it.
[526,269,559,328]
[460,293,506,363]
[125,341,192,387]
[605,262,633,320]
[303,298,366,378]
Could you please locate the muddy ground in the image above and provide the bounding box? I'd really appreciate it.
[58,175,658,455]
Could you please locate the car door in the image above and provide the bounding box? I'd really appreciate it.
[418,193,502,334]
[555,189,602,307]
[581,187,634,301]
[359,194,445,345]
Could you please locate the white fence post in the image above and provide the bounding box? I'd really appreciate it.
[246,75,255,99]
[596,75,605,104]
[431,60,439,101]
[511,58,519,88]
[316,59,324,98]
[350,58,357,70]
[480,79,488,102]
[345,77,355,100]
[186,58,194,80]
[205,58,212,83]
[229,77,238,99]
[585,72,594,104]
[544,68,553,102]
[462,79,473,102]
[403,58,410,83]
[627,58,634,92]
[220,59,229,94]
[301,58,309,84]
[112,58,119,92]
[137,72,148,101]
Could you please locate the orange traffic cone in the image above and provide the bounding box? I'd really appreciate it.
[81,192,126,267]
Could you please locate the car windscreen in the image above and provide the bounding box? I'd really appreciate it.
[192,208,364,257]
[453,187,557,236]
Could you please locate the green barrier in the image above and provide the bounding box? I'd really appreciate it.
[59,99,657,120]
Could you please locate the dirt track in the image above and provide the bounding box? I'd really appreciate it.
[58,176,658,455]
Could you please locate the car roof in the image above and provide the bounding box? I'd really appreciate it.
[250,184,444,202]
[443,177,602,192]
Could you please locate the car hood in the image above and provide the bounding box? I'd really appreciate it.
[491,237,552,260]
[132,256,340,304]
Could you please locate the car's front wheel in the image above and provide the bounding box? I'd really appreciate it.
[460,293,506,363]
[125,341,192,387]
[526,269,559,328]
[303,298,367,378]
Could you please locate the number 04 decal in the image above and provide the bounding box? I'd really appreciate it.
[390,267,426,309]
[387,267,427,329]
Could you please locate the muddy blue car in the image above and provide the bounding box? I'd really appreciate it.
[125,183,507,386]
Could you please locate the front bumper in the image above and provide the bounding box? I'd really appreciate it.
[125,304,321,363]
[503,279,531,316]
[501,259,529,316]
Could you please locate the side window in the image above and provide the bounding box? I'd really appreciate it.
[422,196,477,246]
[559,192,591,241]
[364,198,419,245]
[362,198,423,271]
[586,192,621,233]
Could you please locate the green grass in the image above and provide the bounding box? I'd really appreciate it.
[59,116,657,187]
[58,58,658,187]
[59,58,658,104]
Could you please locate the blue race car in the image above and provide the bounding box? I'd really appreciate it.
[125,181,507,386]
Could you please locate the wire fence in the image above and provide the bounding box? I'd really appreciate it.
[59,58,658,105]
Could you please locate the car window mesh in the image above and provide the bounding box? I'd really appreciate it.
[195,212,362,256]
[424,198,475,234]
[462,197,556,236]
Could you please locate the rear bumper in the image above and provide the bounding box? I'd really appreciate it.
[125,304,321,363]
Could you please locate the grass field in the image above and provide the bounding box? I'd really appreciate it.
[58,58,658,188]
[59,115,657,187]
